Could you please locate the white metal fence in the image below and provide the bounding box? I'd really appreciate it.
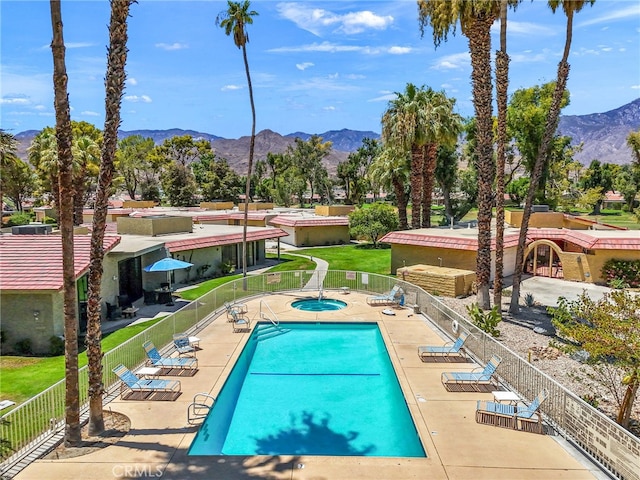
[1,270,638,479]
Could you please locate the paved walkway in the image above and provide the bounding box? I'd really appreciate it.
[15,291,604,480]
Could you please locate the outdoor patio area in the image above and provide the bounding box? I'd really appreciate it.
[13,291,605,480]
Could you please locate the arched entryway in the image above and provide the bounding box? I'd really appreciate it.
[523,240,564,279]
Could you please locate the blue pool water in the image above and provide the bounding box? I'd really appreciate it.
[291,298,347,311]
[188,322,425,457]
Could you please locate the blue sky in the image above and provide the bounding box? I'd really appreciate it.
[1,0,639,139]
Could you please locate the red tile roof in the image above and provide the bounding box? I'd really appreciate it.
[269,216,349,227]
[0,235,121,291]
[381,228,640,251]
[165,228,288,253]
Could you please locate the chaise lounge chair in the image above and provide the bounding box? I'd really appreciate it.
[441,354,502,392]
[230,309,251,333]
[173,333,196,357]
[113,364,181,400]
[367,285,405,306]
[476,388,549,434]
[143,340,198,374]
[418,330,469,362]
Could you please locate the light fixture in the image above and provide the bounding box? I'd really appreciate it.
[33,310,40,321]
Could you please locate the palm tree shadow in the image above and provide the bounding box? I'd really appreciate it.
[253,411,375,456]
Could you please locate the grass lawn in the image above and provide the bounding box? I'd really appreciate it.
[265,253,316,272]
[575,210,639,230]
[1,318,162,404]
[295,243,391,275]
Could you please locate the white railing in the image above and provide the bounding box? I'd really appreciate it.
[1,270,638,480]
[259,299,279,326]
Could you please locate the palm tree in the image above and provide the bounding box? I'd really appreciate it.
[493,0,521,308]
[419,89,462,228]
[72,135,100,225]
[29,129,61,212]
[85,0,133,437]
[419,0,501,309]
[381,83,429,230]
[0,130,19,215]
[369,146,410,230]
[216,0,258,280]
[509,0,595,314]
[49,0,80,446]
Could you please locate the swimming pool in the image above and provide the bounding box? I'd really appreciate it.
[188,322,425,457]
[291,298,347,311]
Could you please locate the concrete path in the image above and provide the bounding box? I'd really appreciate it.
[516,275,613,307]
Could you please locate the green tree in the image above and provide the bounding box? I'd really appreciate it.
[161,162,197,206]
[0,157,35,212]
[85,0,133,436]
[614,164,640,212]
[288,135,332,206]
[216,0,258,279]
[0,130,20,214]
[337,138,379,205]
[116,134,155,200]
[580,160,615,214]
[349,202,399,248]
[50,0,80,446]
[551,290,640,428]
[419,1,500,309]
[434,144,459,222]
[510,0,595,315]
[506,177,529,205]
[192,153,243,202]
[368,146,410,230]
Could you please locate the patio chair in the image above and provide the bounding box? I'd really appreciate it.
[225,301,248,322]
[366,285,405,306]
[230,309,251,333]
[440,354,502,392]
[187,393,216,425]
[418,330,469,362]
[112,364,181,400]
[476,388,549,434]
[143,340,198,374]
[173,333,196,357]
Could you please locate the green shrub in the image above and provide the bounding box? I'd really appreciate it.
[42,216,57,225]
[524,292,536,307]
[49,335,65,356]
[5,213,32,227]
[601,259,640,288]
[14,338,33,355]
[466,303,501,337]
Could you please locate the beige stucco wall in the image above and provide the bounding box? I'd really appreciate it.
[238,203,274,211]
[200,202,234,210]
[506,211,565,228]
[122,200,157,208]
[289,225,350,247]
[117,216,192,236]
[390,245,476,275]
[315,205,354,216]
[586,249,640,284]
[0,292,65,355]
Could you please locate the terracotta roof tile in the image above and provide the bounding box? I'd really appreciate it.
[165,228,288,253]
[269,216,349,227]
[0,235,121,291]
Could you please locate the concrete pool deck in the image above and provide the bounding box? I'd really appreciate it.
[15,291,604,479]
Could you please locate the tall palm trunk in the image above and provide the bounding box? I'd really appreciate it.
[50,0,80,446]
[510,11,574,314]
[392,176,409,230]
[468,14,495,309]
[493,0,509,309]
[241,43,256,282]
[421,143,438,228]
[86,0,132,436]
[410,145,423,229]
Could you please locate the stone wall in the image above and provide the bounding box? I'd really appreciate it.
[397,264,476,297]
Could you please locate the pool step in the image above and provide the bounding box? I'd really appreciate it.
[254,324,291,342]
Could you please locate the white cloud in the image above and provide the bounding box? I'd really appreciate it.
[632,85,640,90]
[388,46,411,55]
[495,21,555,36]
[40,42,93,50]
[81,111,99,117]
[276,3,393,36]
[127,77,138,86]
[0,96,30,105]
[124,95,152,103]
[296,62,314,71]
[344,74,365,80]
[222,84,242,91]
[432,52,469,70]
[369,91,396,103]
[155,42,188,51]
[323,105,336,111]
[577,5,640,27]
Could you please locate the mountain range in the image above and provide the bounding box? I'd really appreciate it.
[13,98,639,174]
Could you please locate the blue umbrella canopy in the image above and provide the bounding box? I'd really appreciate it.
[144,257,193,272]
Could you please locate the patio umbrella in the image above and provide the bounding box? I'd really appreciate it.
[144,257,194,291]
